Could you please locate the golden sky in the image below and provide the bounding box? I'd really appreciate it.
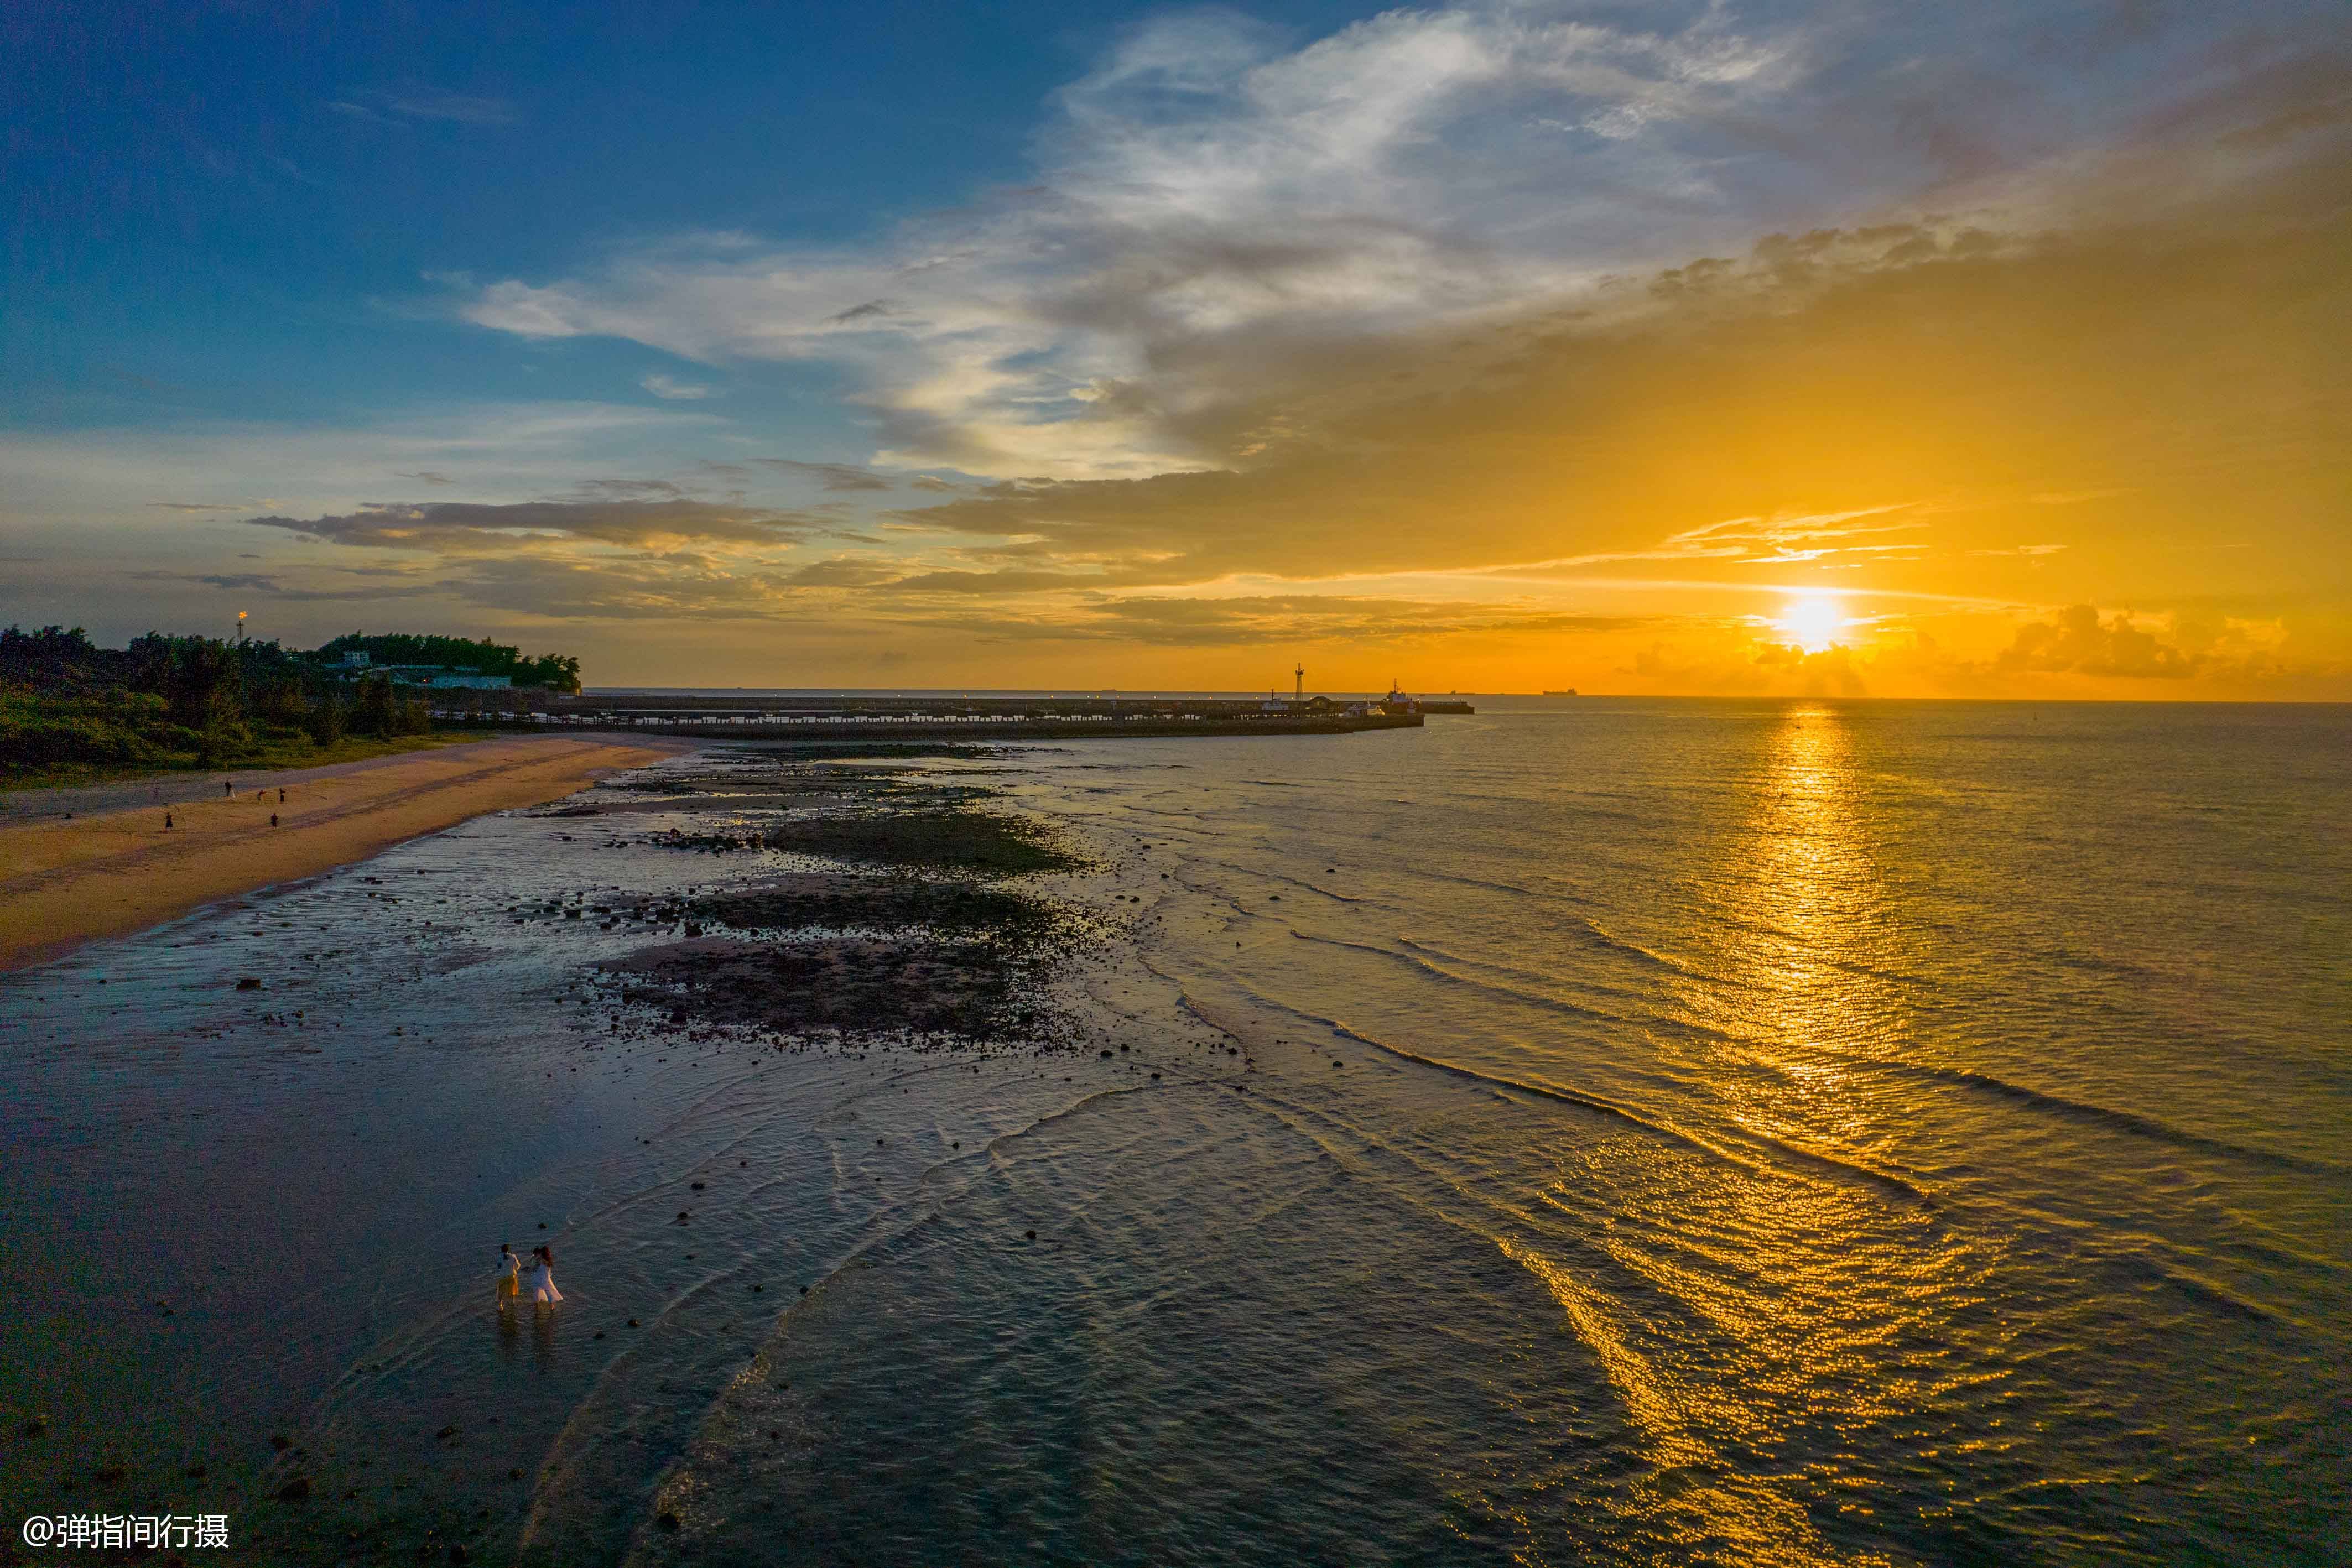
[6,3,2348,697]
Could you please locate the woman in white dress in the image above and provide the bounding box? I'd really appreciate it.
[527,1244,563,1306]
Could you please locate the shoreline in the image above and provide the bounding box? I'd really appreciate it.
[0,733,690,972]
[0,742,1210,1564]
[0,736,473,820]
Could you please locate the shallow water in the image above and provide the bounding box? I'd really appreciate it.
[2,700,2346,1565]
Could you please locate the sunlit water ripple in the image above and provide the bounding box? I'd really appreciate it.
[2,698,2344,1566]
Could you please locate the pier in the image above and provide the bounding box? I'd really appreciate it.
[426,690,1462,742]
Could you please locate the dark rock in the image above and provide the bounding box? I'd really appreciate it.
[269,1434,292,1452]
[451,1546,469,1564]
[185,1465,205,1478]
[627,1319,640,1327]
[1024,1230,1036,1241]
[690,1181,705,1191]
[1333,1060,1344,1068]
[751,1284,763,1293]
[657,1512,680,1533]
[93,1464,127,1484]
[435,1425,459,1441]
[20,1417,45,1437]
[509,1468,524,1480]
[236,978,263,991]
[276,1477,311,1502]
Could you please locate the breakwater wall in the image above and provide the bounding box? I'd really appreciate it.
[438,710,1427,742]
[423,690,1465,742]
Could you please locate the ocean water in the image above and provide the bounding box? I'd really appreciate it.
[1,699,2345,1566]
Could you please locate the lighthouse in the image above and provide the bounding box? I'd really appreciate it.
[1294,661,1304,705]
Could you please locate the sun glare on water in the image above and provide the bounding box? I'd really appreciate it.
[1778,595,1845,653]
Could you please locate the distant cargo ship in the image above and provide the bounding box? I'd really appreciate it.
[1543,688,1579,696]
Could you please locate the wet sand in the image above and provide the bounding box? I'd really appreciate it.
[0,734,688,971]
[0,743,1187,1565]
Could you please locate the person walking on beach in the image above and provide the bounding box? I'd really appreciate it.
[496,1244,521,1312]
[527,1244,562,1307]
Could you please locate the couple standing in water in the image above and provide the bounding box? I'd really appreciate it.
[497,1242,561,1310]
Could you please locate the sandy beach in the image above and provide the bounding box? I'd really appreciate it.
[0,733,684,971]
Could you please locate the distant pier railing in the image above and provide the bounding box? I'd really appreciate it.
[419,691,1465,741]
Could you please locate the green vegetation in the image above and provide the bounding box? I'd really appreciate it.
[316,632,581,693]
[0,624,577,786]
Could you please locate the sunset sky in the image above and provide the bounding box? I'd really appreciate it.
[6,1,2347,697]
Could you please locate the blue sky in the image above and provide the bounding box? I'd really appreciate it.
[4,1,2346,694]
[7,1,1366,438]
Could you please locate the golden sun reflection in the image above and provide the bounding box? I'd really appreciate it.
[1541,702,1950,1566]
[1776,594,1845,653]
[1744,705,1877,1065]
[1715,705,1929,1188]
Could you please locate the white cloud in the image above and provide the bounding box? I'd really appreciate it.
[381,90,518,126]
[457,2,1824,479]
[329,88,520,127]
[641,373,715,400]
[0,403,722,523]
[451,0,2345,488]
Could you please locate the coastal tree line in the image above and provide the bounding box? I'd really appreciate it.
[316,632,581,691]
[0,626,580,780]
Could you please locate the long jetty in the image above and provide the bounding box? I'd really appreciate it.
[429,690,1464,742]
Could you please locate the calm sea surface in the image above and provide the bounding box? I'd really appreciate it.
[2,699,2346,1565]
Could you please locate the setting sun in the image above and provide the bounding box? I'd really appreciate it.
[1778,595,1845,653]
[4,4,2348,1562]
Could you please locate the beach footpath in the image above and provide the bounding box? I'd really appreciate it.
[0,734,687,970]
